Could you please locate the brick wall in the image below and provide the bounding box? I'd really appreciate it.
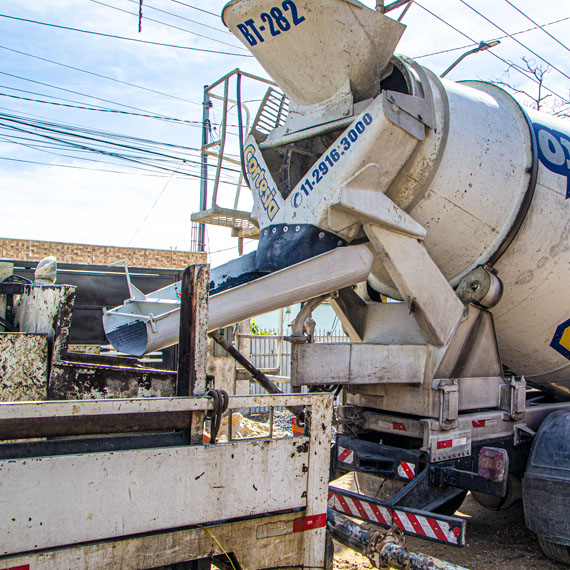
[0,238,207,269]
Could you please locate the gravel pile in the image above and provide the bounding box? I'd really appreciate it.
[249,409,336,441]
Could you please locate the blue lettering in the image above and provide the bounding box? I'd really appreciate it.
[533,123,570,198]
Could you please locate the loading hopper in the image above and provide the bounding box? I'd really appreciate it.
[222,0,405,106]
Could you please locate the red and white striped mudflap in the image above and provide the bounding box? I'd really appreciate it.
[397,461,416,480]
[328,486,465,547]
[337,445,355,465]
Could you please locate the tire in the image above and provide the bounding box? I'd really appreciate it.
[538,536,570,565]
[472,474,522,511]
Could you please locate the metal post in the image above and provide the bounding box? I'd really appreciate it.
[210,331,305,421]
[177,264,209,445]
[198,86,211,252]
[177,264,209,398]
[440,40,501,78]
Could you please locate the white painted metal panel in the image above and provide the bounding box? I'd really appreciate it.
[1,437,310,555]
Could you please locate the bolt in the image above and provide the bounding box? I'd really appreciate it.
[272,227,277,234]
[295,225,301,232]
[283,226,289,232]
[318,232,325,239]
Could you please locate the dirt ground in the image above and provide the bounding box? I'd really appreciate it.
[332,475,568,570]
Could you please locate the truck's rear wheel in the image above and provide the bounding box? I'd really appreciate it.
[472,474,522,511]
[538,536,570,565]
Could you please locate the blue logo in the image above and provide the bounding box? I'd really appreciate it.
[533,123,570,199]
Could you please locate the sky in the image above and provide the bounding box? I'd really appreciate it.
[1,0,569,268]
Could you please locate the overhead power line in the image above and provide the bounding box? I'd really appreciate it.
[0,109,242,182]
[414,2,570,104]
[167,0,219,18]
[0,70,202,119]
[502,0,570,55]
[0,44,202,107]
[89,0,245,51]
[0,13,252,57]
[414,16,570,59]
[457,0,570,85]
[0,91,202,126]
[0,155,169,176]
[125,0,232,35]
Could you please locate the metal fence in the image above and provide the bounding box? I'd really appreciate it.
[244,329,348,407]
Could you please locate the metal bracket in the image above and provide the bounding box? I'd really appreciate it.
[109,260,146,302]
[382,56,437,141]
[514,423,535,446]
[500,376,526,421]
[436,379,459,430]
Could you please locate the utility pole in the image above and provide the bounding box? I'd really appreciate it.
[198,86,211,252]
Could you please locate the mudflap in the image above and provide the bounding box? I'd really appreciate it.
[523,409,570,552]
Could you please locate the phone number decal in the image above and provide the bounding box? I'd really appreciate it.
[291,113,374,208]
[236,0,305,47]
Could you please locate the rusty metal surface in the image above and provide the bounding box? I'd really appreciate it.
[0,333,48,401]
[14,285,76,341]
[177,264,209,397]
[0,393,330,440]
[48,360,176,400]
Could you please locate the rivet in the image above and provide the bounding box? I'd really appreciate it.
[263,230,268,236]
[272,227,277,234]
[337,240,343,246]
[318,232,325,239]
[295,226,301,232]
[283,226,289,232]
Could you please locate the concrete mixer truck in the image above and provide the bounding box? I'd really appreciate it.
[102,0,570,564]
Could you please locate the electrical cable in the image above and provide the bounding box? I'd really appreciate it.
[0,44,203,108]
[167,0,219,18]
[0,120,243,175]
[0,113,202,156]
[414,2,570,104]
[0,83,192,121]
[0,13,252,57]
[127,167,181,245]
[0,91,202,125]
[502,0,570,55]
[0,125,238,178]
[0,108,246,179]
[0,155,171,176]
[88,0,246,51]
[0,121,196,176]
[457,0,570,84]
[0,70,200,114]
[124,0,232,35]
[414,16,570,59]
